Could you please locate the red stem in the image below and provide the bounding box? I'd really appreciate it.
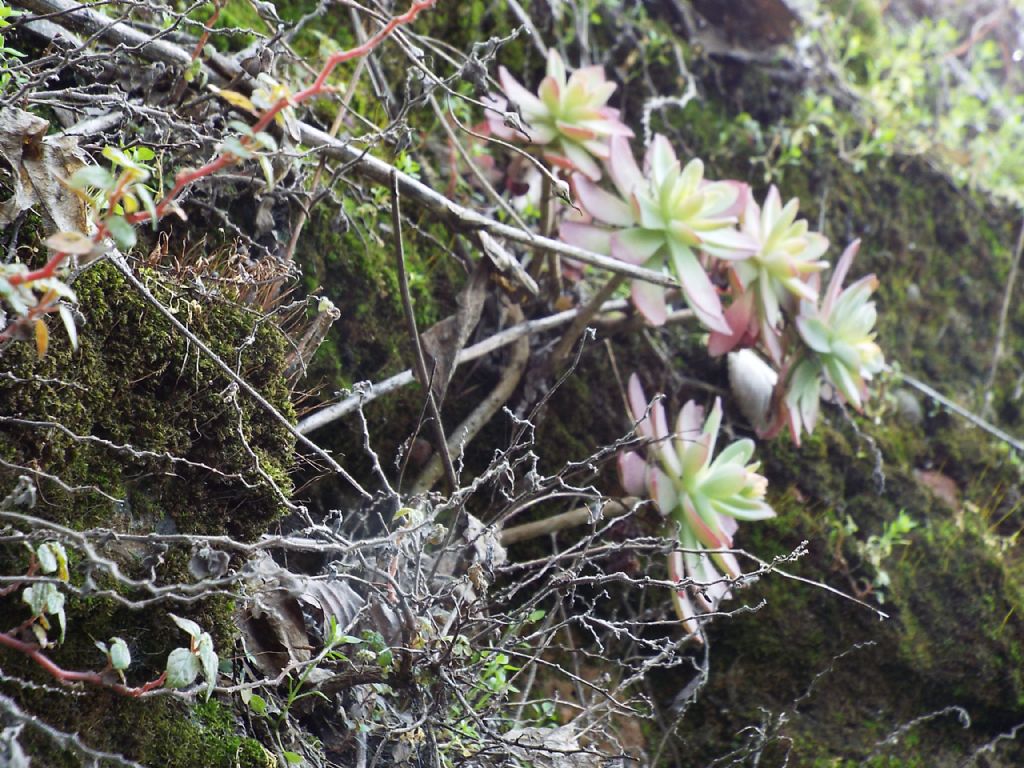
[189,0,225,63]
[0,631,167,697]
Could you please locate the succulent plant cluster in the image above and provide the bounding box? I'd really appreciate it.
[562,135,755,330]
[483,51,884,634]
[783,239,885,438]
[484,49,884,632]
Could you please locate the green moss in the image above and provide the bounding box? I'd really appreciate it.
[0,260,295,764]
[15,694,274,768]
[0,261,294,539]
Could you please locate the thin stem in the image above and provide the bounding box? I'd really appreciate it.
[0,630,166,697]
[500,498,637,545]
[982,212,1024,413]
[548,273,626,369]
[297,298,647,433]
[410,304,530,495]
[390,170,459,492]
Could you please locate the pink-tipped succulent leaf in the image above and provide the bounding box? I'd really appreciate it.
[709,186,830,361]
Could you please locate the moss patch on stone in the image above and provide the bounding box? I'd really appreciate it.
[0,260,294,764]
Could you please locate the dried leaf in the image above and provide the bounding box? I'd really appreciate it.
[33,319,48,359]
[0,108,90,235]
[300,578,364,632]
[502,725,601,768]
[58,304,78,351]
[212,87,258,115]
[44,230,94,255]
[477,230,538,296]
[420,260,488,404]
[243,587,310,677]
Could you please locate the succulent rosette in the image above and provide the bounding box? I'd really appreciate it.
[709,186,830,362]
[486,50,633,181]
[560,135,756,330]
[618,374,776,636]
[783,239,884,440]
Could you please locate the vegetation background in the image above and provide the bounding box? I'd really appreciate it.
[1,0,1024,766]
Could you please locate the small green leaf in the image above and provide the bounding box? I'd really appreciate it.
[102,145,147,176]
[168,614,202,640]
[52,599,66,644]
[258,155,275,191]
[104,215,136,251]
[220,136,254,160]
[22,585,42,615]
[69,165,114,191]
[247,693,268,716]
[23,583,60,617]
[36,543,58,573]
[165,647,201,689]
[282,751,303,764]
[228,120,255,137]
[252,131,277,152]
[44,585,64,616]
[109,637,131,670]
[197,633,218,700]
[134,185,158,229]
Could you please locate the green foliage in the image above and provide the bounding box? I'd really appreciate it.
[0,0,25,93]
[166,614,220,699]
[803,7,1024,205]
[833,508,918,602]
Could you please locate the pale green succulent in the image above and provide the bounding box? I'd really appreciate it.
[487,50,633,180]
[563,135,755,330]
[709,186,830,362]
[618,374,775,636]
[785,239,884,440]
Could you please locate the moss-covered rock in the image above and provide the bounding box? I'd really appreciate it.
[0,260,294,765]
[0,260,295,538]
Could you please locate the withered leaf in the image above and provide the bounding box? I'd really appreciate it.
[477,230,538,296]
[0,109,90,236]
[419,259,489,404]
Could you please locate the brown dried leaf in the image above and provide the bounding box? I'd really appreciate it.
[298,578,364,632]
[0,109,90,236]
[240,554,365,677]
[33,319,49,359]
[420,260,488,404]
